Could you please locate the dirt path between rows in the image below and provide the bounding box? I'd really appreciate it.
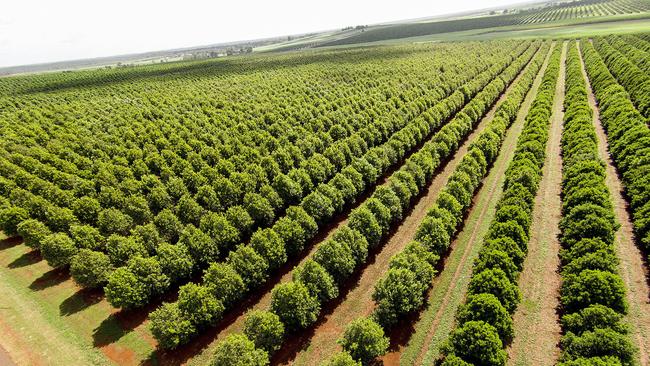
[404,44,554,366]
[286,49,539,366]
[577,40,650,366]
[506,41,566,366]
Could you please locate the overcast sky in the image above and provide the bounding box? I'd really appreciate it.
[1,0,528,68]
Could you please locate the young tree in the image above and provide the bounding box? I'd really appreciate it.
[203,262,246,307]
[70,249,114,288]
[415,217,451,254]
[293,259,339,302]
[445,321,506,366]
[227,245,269,289]
[177,283,225,328]
[561,270,627,314]
[211,334,269,366]
[16,219,51,249]
[338,317,389,365]
[273,216,307,256]
[456,293,513,342]
[270,281,320,331]
[156,243,194,283]
[149,302,196,349]
[250,228,286,270]
[41,233,77,268]
[323,352,362,366]
[243,310,285,353]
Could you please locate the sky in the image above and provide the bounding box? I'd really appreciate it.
[1,0,529,68]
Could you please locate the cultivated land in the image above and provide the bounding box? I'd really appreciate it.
[1,2,650,365]
[579,40,650,365]
[506,41,566,366]
[400,43,553,366]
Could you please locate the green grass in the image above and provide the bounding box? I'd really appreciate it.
[0,234,156,365]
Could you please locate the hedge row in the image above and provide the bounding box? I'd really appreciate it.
[326,43,553,365]
[582,40,650,271]
[607,35,650,75]
[147,43,544,351]
[557,41,634,366]
[203,44,547,364]
[435,43,561,366]
[592,37,650,119]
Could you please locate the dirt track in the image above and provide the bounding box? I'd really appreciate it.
[578,40,650,366]
[506,41,566,366]
[400,44,555,366]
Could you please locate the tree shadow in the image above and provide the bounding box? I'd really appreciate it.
[0,236,22,251]
[60,287,104,316]
[93,305,152,347]
[29,267,70,291]
[8,249,42,268]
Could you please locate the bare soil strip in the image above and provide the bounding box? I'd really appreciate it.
[578,41,650,366]
[403,45,554,366]
[506,41,566,366]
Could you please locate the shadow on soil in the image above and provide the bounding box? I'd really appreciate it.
[93,306,151,347]
[29,267,70,291]
[0,236,22,251]
[60,287,104,316]
[8,249,42,268]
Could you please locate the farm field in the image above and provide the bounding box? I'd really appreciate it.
[1,10,650,366]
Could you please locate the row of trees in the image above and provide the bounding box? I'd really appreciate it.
[606,35,650,75]
[440,43,561,366]
[204,42,543,365]
[582,40,650,281]
[554,41,635,365]
[593,36,650,119]
[147,41,539,352]
[0,43,526,311]
[321,42,550,365]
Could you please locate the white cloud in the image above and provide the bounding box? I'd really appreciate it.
[0,0,525,67]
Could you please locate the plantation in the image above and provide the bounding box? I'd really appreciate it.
[0,8,650,365]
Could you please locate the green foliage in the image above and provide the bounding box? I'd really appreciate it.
[0,206,29,236]
[457,293,513,342]
[16,219,50,249]
[293,259,339,302]
[156,243,194,283]
[178,283,224,328]
[149,302,196,349]
[211,334,269,366]
[322,351,362,366]
[227,245,269,289]
[243,310,285,353]
[203,262,246,307]
[70,249,114,288]
[338,317,389,365]
[41,233,77,268]
[467,268,521,313]
[445,321,506,366]
[270,281,320,331]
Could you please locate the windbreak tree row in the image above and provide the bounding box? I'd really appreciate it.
[556,41,635,366]
[149,42,544,353]
[581,40,650,276]
[438,43,561,366]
